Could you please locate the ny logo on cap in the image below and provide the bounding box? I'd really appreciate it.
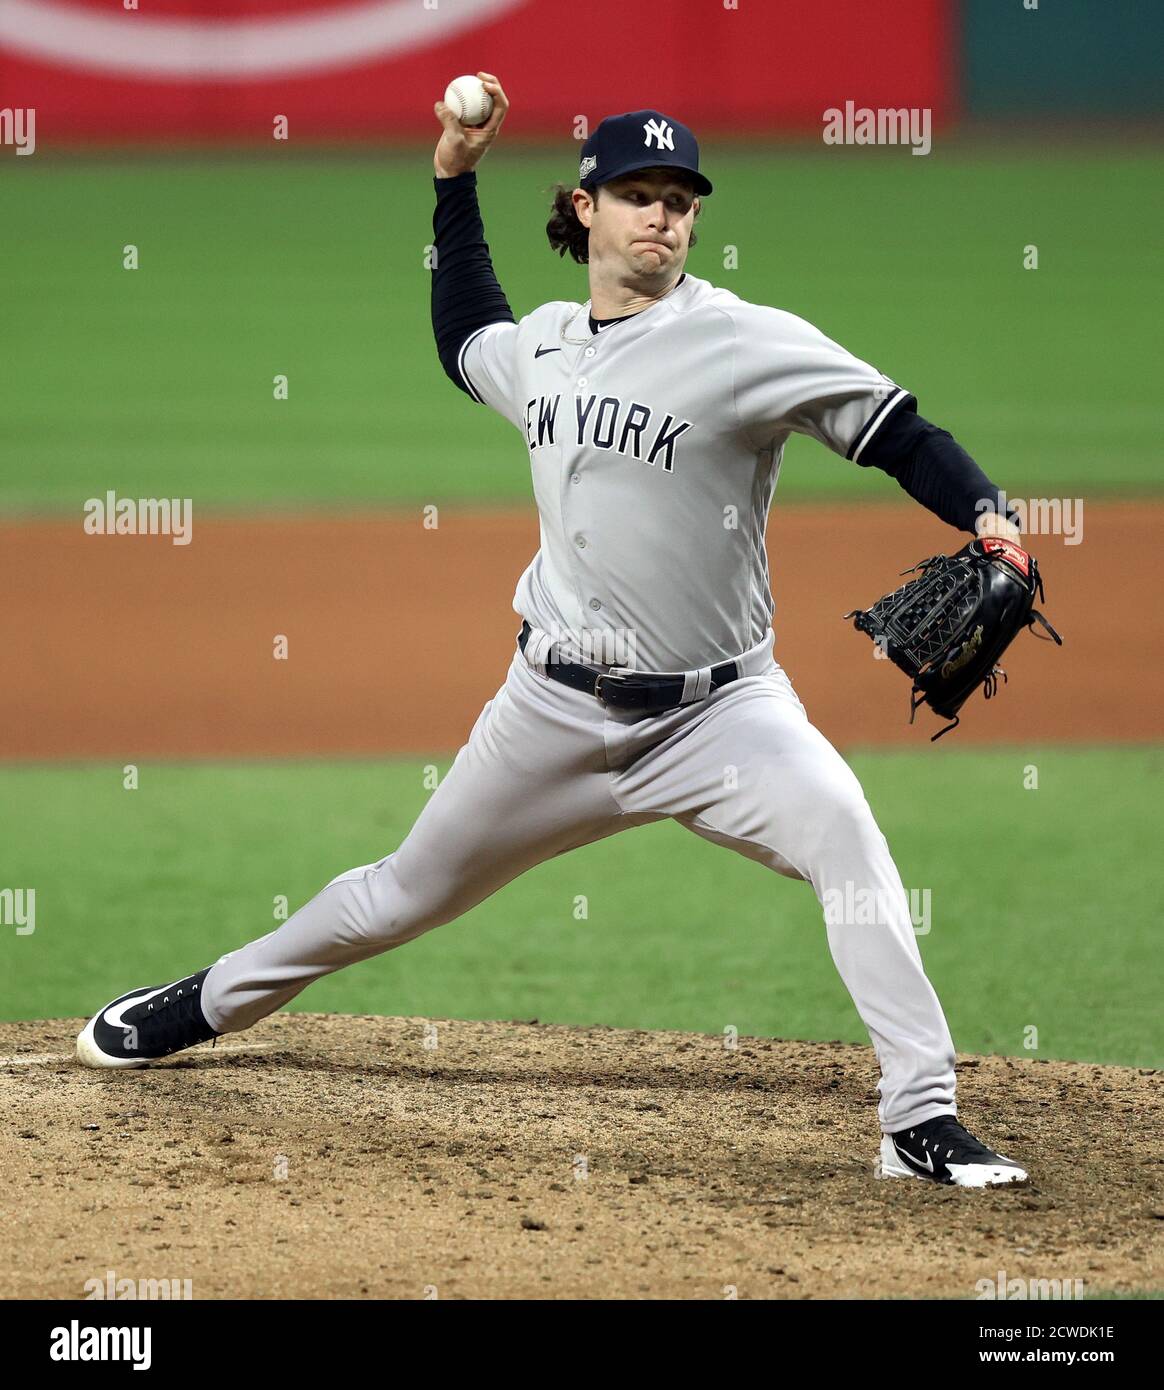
[642,118,675,151]
[580,155,598,179]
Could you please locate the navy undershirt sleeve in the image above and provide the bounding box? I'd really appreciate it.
[859,398,1019,534]
[430,171,516,396]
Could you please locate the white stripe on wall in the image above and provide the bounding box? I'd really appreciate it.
[0,0,526,81]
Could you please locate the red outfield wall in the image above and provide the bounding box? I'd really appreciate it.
[0,0,956,141]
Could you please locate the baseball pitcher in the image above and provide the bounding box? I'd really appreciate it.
[79,76,1036,1188]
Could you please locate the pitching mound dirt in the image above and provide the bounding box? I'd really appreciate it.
[3,1015,1160,1300]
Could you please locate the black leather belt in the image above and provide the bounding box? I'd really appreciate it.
[518,620,741,714]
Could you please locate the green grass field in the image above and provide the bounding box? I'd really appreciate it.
[2,145,1161,512]
[4,145,1159,1073]
[3,745,1160,1067]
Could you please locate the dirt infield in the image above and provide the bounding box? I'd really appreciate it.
[2,499,1160,760]
[2,1014,1160,1300]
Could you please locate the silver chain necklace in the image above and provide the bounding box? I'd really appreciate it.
[560,275,685,346]
[560,303,594,346]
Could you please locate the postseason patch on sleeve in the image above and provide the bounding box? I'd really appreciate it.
[981,535,1031,578]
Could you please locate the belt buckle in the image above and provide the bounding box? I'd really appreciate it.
[592,670,617,705]
[593,669,637,709]
[595,669,672,715]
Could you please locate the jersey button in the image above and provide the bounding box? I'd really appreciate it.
[575,535,587,549]
[589,598,601,611]
[570,474,581,485]
[577,378,588,388]
[584,347,596,358]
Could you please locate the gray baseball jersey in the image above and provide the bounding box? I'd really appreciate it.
[197,269,958,1144]
[457,271,909,671]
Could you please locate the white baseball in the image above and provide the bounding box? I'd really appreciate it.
[444,75,493,128]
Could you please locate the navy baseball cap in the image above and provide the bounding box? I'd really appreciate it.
[578,110,712,196]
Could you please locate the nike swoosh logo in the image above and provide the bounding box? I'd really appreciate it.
[102,981,180,1029]
[534,345,561,358]
[894,1140,934,1174]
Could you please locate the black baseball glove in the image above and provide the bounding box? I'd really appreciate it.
[845,536,1063,740]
